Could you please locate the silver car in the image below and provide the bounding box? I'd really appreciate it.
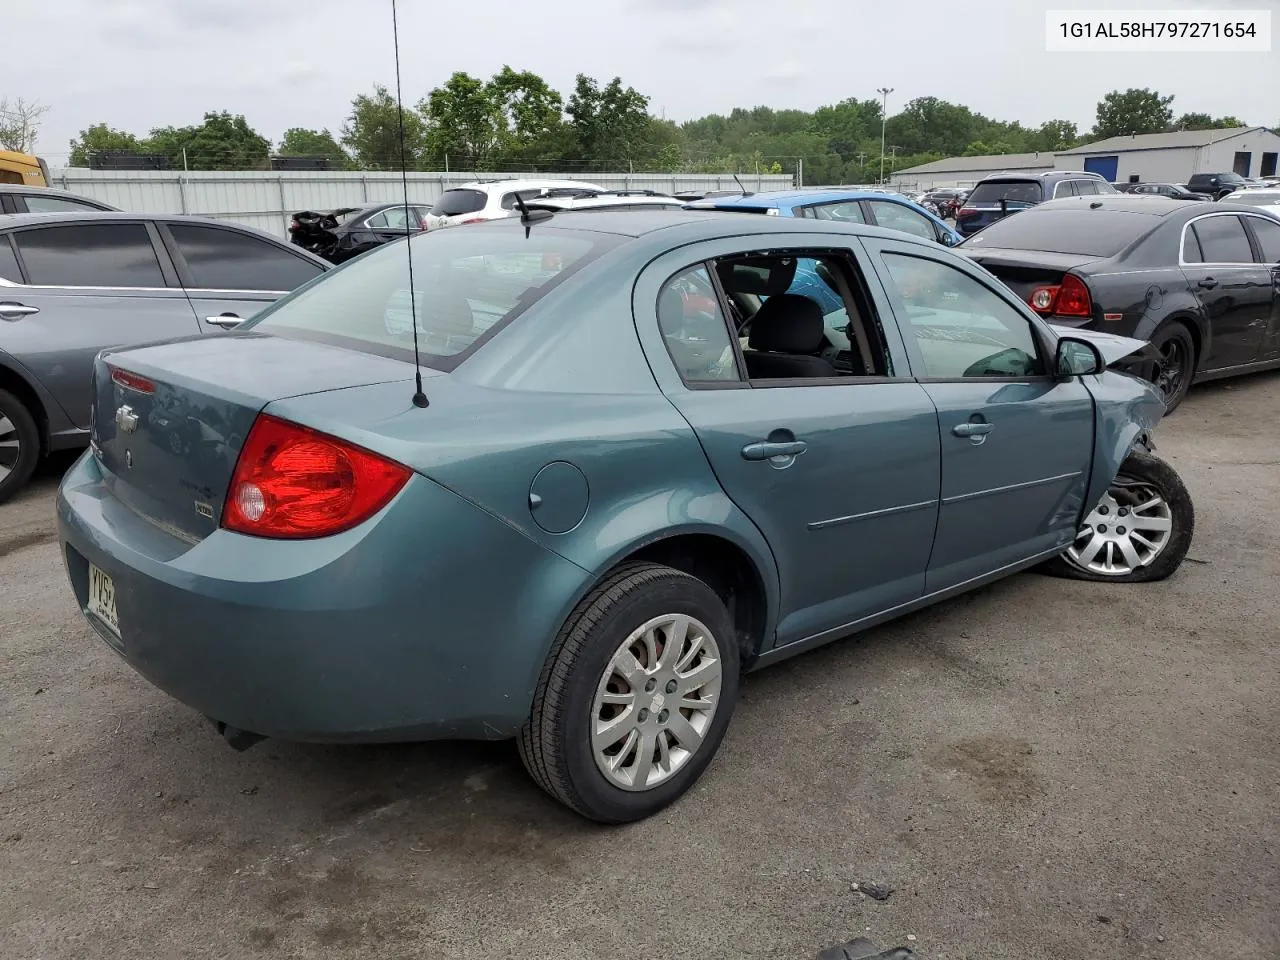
[0,212,329,502]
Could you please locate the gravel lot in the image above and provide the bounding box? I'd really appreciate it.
[1,375,1277,960]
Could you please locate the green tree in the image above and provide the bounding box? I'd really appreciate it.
[1092,88,1175,139]
[1034,119,1079,151]
[341,84,426,170]
[1212,116,1246,128]
[421,72,504,166]
[144,112,270,170]
[277,127,352,167]
[67,123,145,167]
[567,74,652,165]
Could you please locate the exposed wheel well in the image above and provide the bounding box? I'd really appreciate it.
[1159,315,1201,364]
[624,534,769,668]
[0,364,47,455]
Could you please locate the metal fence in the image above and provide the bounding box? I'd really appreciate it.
[46,169,796,239]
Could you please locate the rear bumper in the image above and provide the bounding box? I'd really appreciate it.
[56,452,591,743]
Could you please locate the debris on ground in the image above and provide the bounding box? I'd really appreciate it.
[815,938,915,960]
[851,881,894,901]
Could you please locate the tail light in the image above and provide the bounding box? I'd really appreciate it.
[459,217,486,225]
[222,415,411,539]
[109,366,156,394]
[957,207,976,218]
[1027,273,1093,319]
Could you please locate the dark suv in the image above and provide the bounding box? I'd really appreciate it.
[954,171,1116,236]
[1185,172,1248,200]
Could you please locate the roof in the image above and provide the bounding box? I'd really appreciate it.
[894,152,1055,176]
[1031,195,1199,216]
[1059,126,1274,155]
[455,178,605,191]
[0,211,272,227]
[696,188,913,208]
[0,183,115,205]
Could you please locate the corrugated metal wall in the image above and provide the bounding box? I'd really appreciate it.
[46,169,796,239]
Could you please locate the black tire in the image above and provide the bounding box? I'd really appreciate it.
[1044,451,1194,583]
[0,388,40,505]
[1149,321,1196,414]
[518,562,741,823]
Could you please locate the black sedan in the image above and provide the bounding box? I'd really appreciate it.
[288,202,432,264]
[1127,182,1208,202]
[960,195,1280,412]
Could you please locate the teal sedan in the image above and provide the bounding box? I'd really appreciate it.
[56,211,1194,823]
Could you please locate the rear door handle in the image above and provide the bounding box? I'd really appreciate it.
[952,422,994,438]
[742,440,808,461]
[0,301,39,320]
[1197,277,1218,290]
[205,313,244,329]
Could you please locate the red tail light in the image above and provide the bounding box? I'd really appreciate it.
[1027,273,1093,319]
[222,415,411,539]
[110,366,156,394]
[459,217,486,225]
[957,207,976,218]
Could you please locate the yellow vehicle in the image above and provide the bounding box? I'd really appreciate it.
[0,150,50,187]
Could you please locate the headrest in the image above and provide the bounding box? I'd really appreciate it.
[715,257,797,297]
[748,295,826,354]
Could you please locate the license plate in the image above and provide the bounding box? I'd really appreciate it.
[88,564,120,636]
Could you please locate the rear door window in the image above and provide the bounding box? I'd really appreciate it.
[1191,215,1254,263]
[167,223,324,291]
[1073,180,1100,196]
[22,193,107,213]
[1246,216,1280,262]
[866,200,936,240]
[14,222,166,287]
[806,201,867,223]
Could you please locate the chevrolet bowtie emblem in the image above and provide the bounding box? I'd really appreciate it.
[115,405,139,433]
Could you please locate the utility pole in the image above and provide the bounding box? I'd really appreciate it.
[889,145,900,179]
[877,87,893,184]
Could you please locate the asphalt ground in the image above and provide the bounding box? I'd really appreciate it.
[1,374,1277,960]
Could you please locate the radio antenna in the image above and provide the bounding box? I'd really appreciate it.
[392,0,428,408]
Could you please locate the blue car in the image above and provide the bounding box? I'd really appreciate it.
[689,190,962,313]
[57,210,1193,823]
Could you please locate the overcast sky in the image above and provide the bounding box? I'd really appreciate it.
[8,0,1279,163]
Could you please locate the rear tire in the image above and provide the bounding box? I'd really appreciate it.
[518,562,740,823]
[1045,451,1193,583]
[1149,321,1196,414]
[0,389,40,505]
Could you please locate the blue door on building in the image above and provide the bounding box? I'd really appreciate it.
[1083,155,1119,181]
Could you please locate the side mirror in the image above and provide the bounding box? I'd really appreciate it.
[1055,336,1104,377]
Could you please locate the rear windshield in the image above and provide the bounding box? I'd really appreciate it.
[967,180,1044,205]
[431,189,486,216]
[1228,191,1280,207]
[962,208,1157,257]
[250,226,612,371]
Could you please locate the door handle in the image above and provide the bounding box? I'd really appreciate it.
[1197,277,1218,290]
[0,301,39,320]
[742,440,808,461]
[952,422,994,438]
[205,313,244,329]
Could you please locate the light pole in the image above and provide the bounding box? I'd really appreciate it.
[877,87,893,184]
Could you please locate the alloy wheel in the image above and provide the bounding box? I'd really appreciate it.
[0,412,20,483]
[1066,480,1174,576]
[591,613,723,792]
[1154,337,1187,404]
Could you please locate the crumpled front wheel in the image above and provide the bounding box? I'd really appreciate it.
[1045,451,1194,583]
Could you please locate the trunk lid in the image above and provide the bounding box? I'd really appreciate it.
[961,247,1103,302]
[90,334,427,543]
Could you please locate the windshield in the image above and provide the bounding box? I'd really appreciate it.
[966,181,1044,205]
[962,208,1157,257]
[431,189,486,216]
[250,226,612,370]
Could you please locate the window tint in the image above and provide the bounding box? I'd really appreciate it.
[500,190,542,211]
[1191,216,1254,263]
[807,201,866,223]
[0,237,21,282]
[967,180,1043,205]
[882,254,1044,379]
[253,227,611,370]
[168,223,323,291]
[22,194,104,213]
[1181,228,1204,263]
[867,200,936,240]
[15,223,165,287]
[1073,180,1100,196]
[431,189,486,216]
[1247,216,1280,262]
[657,266,738,382]
[963,208,1157,257]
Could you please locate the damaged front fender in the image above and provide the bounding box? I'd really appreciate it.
[1083,370,1166,511]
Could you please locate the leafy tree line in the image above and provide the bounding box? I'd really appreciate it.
[60,77,1258,182]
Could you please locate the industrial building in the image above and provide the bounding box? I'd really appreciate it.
[888,152,1055,189]
[1055,127,1280,183]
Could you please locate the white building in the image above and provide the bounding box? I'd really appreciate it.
[888,152,1055,190]
[1054,127,1280,185]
